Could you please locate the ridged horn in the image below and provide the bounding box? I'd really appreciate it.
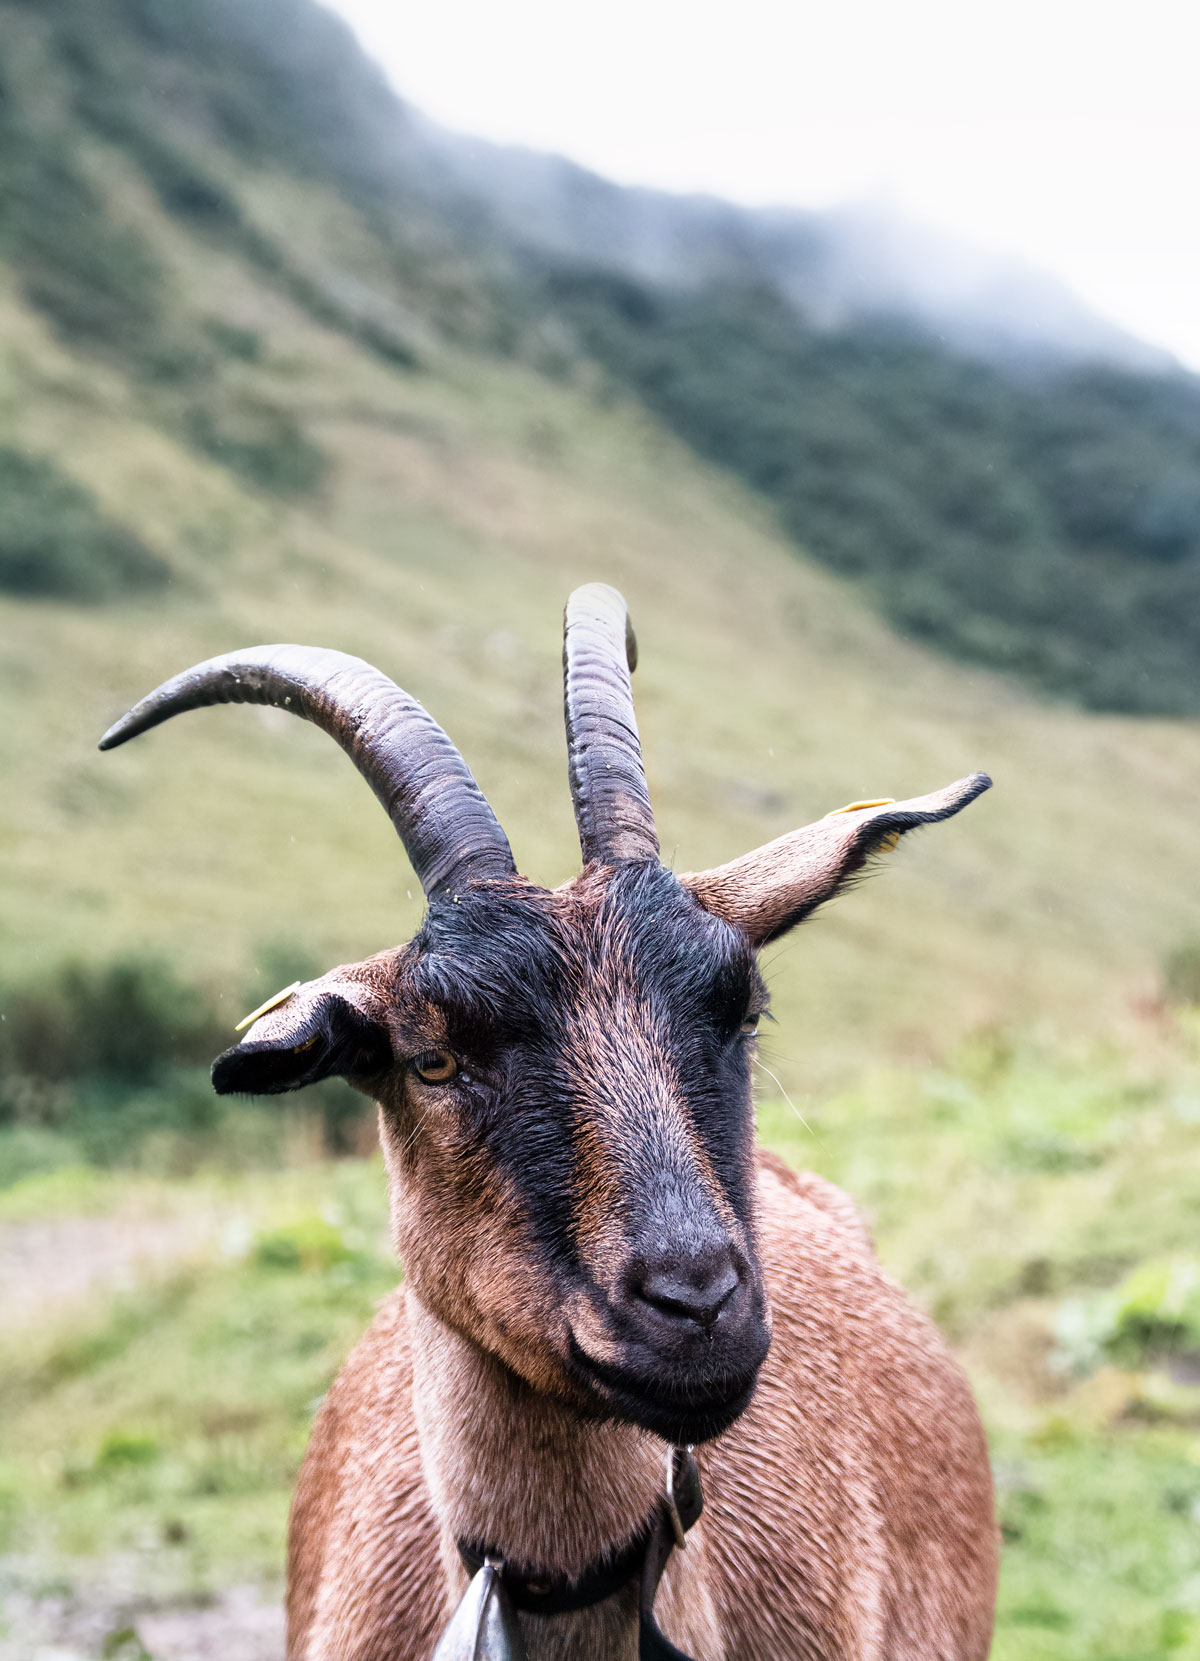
[563,584,659,864]
[99,645,515,898]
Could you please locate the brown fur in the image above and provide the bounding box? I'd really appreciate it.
[288,1153,997,1660]
[681,776,989,947]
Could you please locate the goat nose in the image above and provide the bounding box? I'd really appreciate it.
[632,1246,742,1331]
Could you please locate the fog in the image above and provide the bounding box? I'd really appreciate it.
[327,0,1200,369]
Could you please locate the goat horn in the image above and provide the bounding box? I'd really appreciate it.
[99,645,515,898]
[563,584,659,865]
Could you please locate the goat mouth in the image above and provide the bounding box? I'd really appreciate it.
[566,1337,761,1443]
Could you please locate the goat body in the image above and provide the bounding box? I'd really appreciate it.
[101,584,998,1660]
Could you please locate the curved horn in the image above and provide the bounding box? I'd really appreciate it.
[563,583,659,864]
[99,645,515,898]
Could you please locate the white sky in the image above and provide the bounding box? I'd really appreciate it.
[325,0,1200,369]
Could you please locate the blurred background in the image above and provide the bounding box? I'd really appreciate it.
[1,1,1199,1656]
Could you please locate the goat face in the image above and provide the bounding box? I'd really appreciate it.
[102,584,990,1446]
[211,865,770,1442]
[390,862,770,1443]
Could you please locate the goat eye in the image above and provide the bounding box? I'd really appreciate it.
[411,1048,458,1084]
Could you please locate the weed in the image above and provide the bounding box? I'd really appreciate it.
[254,1216,352,1273]
[101,1630,153,1661]
[1165,942,1200,1008]
[1056,1260,1200,1375]
[0,946,374,1177]
[182,396,327,497]
[93,1431,161,1472]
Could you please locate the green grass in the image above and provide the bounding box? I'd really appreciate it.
[756,1017,1200,1660]
[4,1028,1200,1656]
[0,1161,394,1600]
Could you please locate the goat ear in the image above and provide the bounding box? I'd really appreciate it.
[682,773,991,947]
[212,977,393,1096]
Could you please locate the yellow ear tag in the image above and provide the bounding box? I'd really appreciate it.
[826,798,896,817]
[235,981,302,1033]
[826,798,901,854]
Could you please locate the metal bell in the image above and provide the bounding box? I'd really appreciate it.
[432,1561,529,1661]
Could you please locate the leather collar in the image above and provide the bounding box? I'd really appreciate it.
[457,1447,703,1658]
[458,1524,652,1617]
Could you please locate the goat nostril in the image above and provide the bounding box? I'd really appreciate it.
[635,1256,742,1331]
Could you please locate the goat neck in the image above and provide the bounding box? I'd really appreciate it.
[407,1291,724,1660]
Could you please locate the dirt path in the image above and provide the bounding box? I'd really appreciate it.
[0,1211,226,1330]
[0,1579,284,1661]
[0,1205,284,1659]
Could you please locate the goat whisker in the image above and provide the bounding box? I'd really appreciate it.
[754,1057,821,1144]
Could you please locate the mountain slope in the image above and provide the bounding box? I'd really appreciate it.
[550,272,1200,714]
[5,0,1200,717]
[417,125,1200,718]
[0,0,1197,1100]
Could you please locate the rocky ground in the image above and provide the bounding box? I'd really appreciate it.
[0,1577,283,1661]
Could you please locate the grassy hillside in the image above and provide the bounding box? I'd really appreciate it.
[6,301,1200,1084]
[2,3,1200,1658]
[550,271,1200,715]
[0,0,1199,1175]
[0,0,1196,1073]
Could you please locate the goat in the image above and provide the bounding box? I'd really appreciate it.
[101,584,998,1660]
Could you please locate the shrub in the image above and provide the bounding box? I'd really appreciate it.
[1055,1258,1200,1374]
[183,397,327,496]
[0,947,368,1168]
[254,1216,353,1273]
[70,72,241,231]
[204,319,263,362]
[132,140,240,228]
[0,448,170,600]
[1164,941,1200,1007]
[0,956,225,1094]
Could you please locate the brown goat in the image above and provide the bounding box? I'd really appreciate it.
[102,585,998,1660]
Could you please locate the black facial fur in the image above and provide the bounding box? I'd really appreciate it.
[402,867,763,1250]
[397,865,771,1440]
